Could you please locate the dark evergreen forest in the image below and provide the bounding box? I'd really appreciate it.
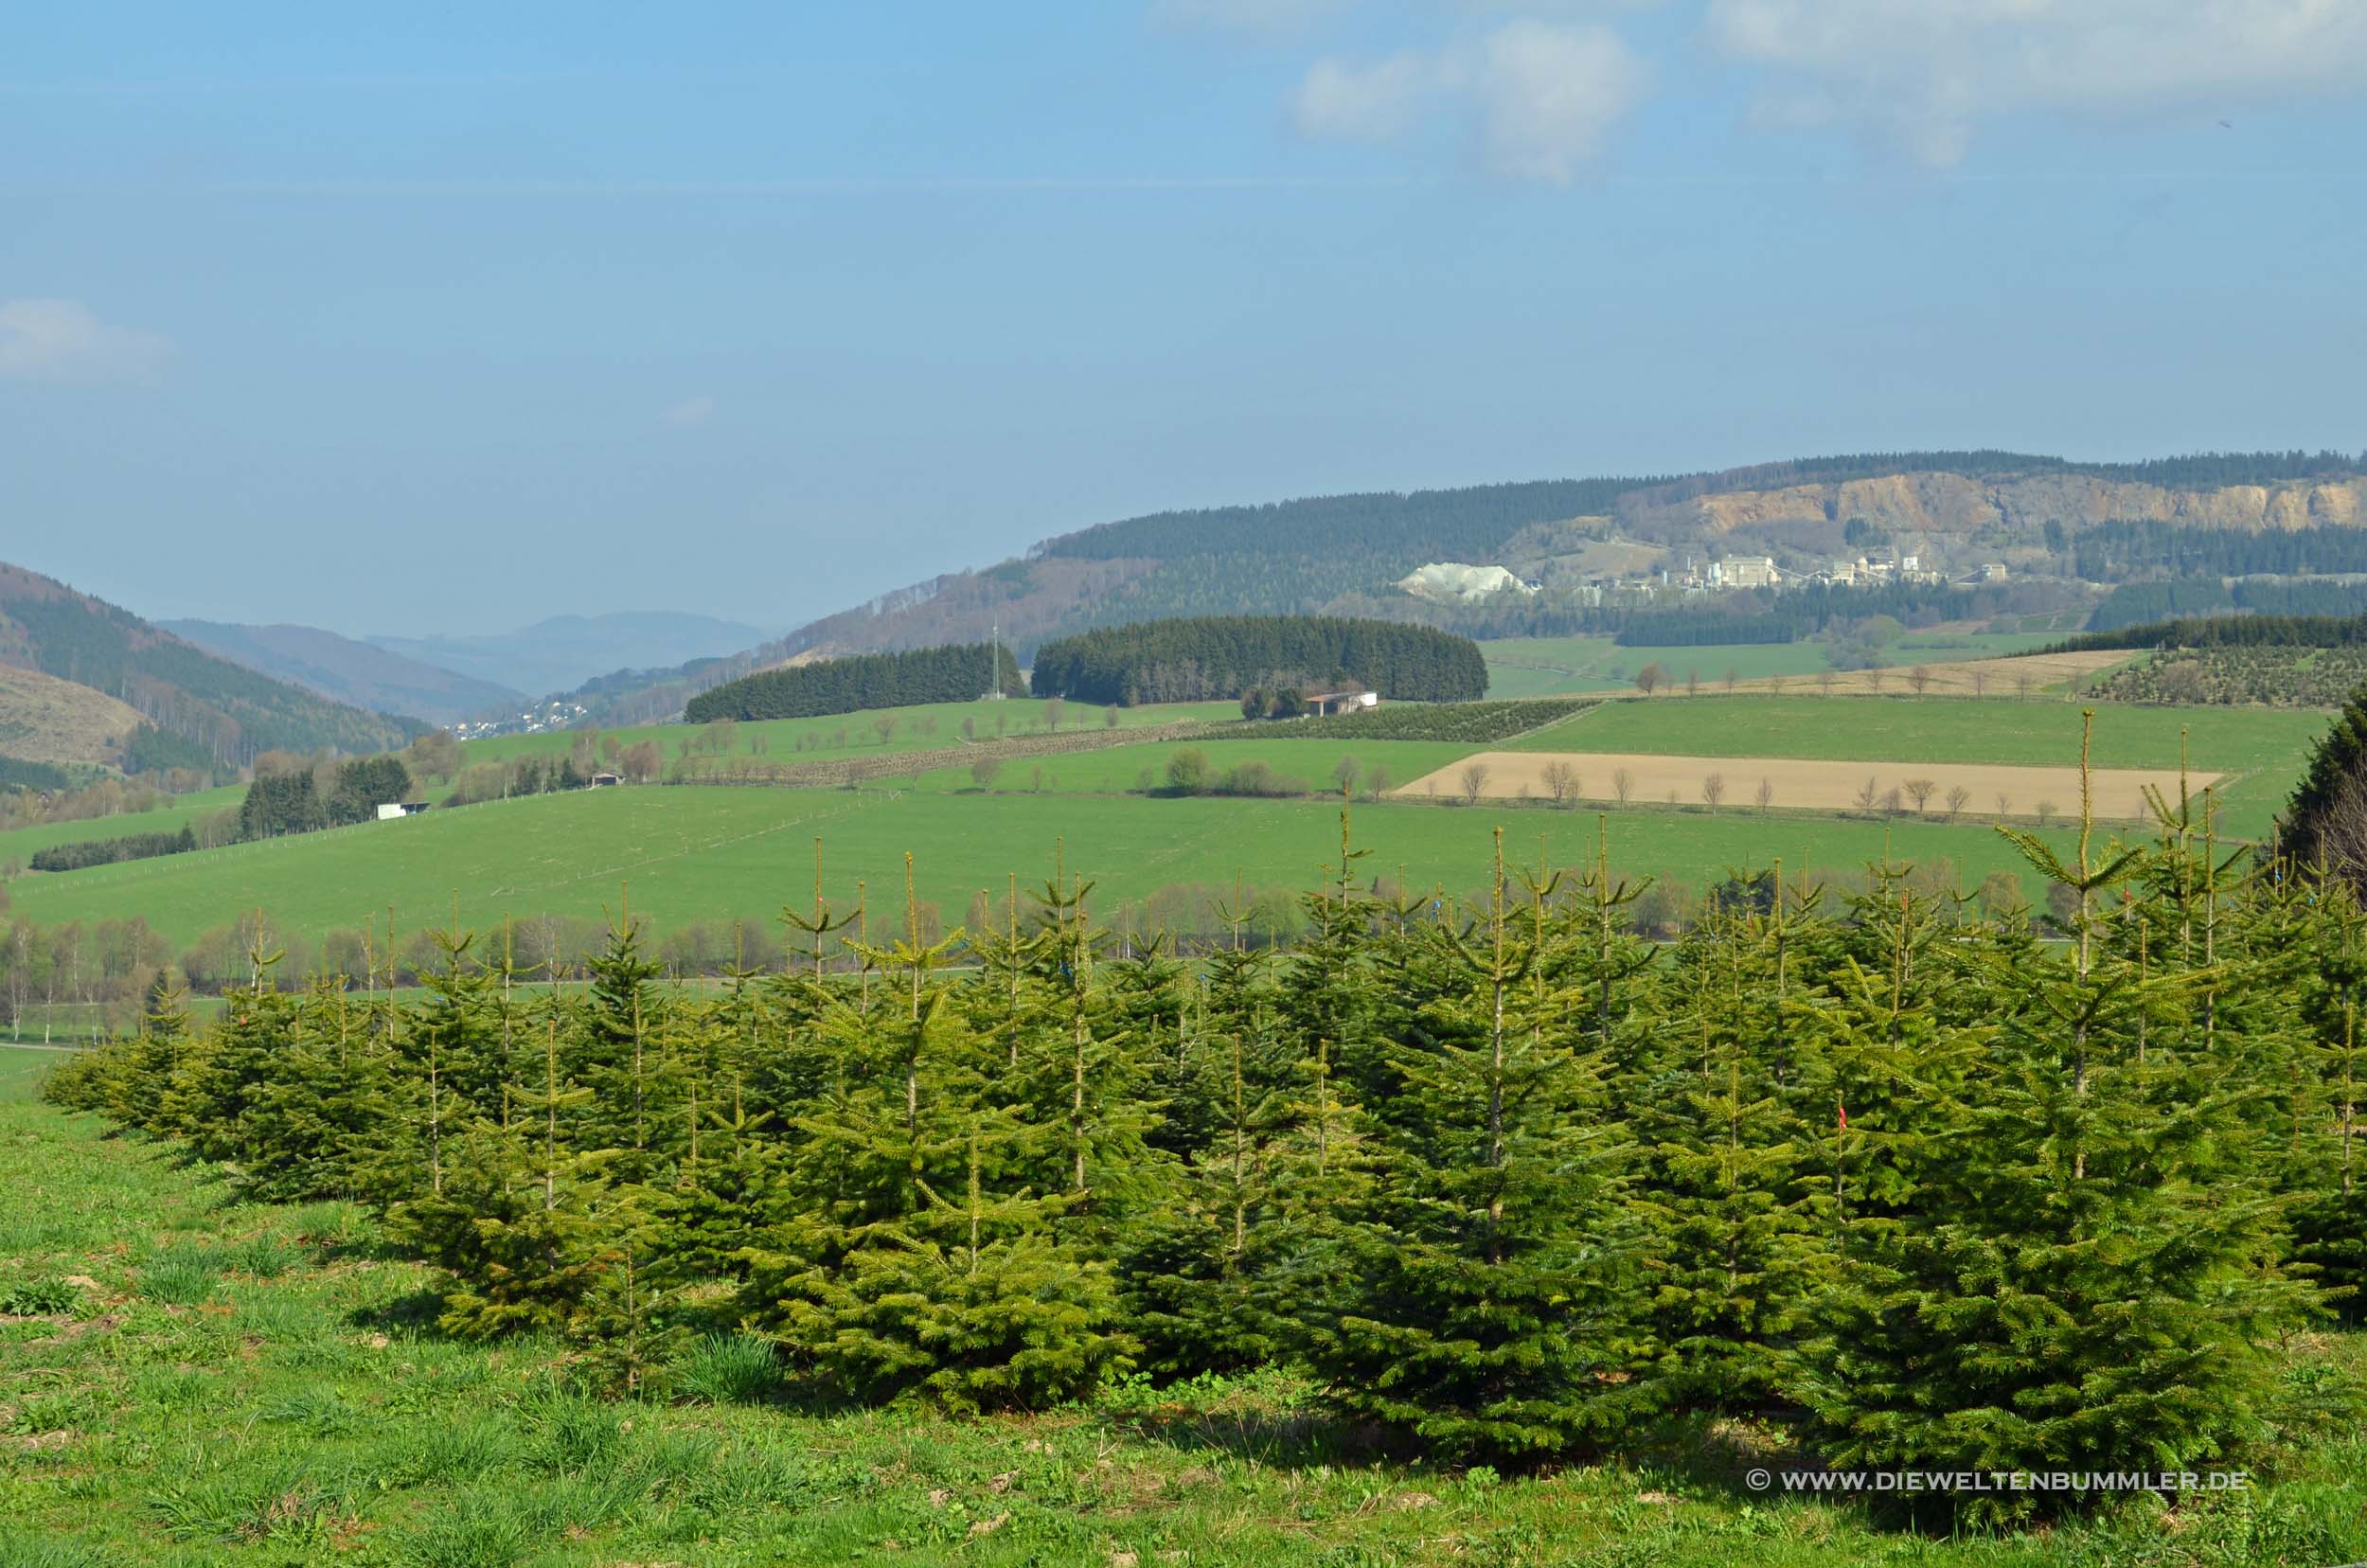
[1029,616,1486,705]
[684,644,1023,723]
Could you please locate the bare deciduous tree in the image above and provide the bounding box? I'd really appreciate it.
[1702,772,1727,811]
[1884,786,1904,815]
[1906,666,1932,695]
[1044,697,1066,732]
[1460,761,1491,806]
[2014,671,2035,701]
[1540,759,1578,806]
[1365,763,1392,800]
[1332,755,1361,795]
[1613,767,1635,806]
[1904,778,1937,814]
[1996,792,2013,817]
[1970,668,1989,698]
[873,715,898,745]
[1855,775,1881,812]
[1946,785,1971,820]
[1723,668,1740,692]
[2036,799,2058,828]
[1817,669,1837,697]
[1685,668,1701,697]
[1634,664,1665,697]
[1755,776,1774,814]
[1866,668,1888,691]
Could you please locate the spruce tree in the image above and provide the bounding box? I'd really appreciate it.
[1302,830,1657,1462]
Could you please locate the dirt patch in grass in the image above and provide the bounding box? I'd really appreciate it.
[1397,750,2219,821]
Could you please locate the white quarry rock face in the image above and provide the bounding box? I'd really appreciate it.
[1397,561,1534,601]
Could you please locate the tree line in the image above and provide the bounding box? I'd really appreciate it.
[45,752,2366,1498]
[2051,611,2367,654]
[28,825,196,874]
[1029,616,1486,706]
[2074,520,2367,585]
[685,643,1023,724]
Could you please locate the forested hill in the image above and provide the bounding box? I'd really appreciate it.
[525,448,2367,723]
[0,562,423,774]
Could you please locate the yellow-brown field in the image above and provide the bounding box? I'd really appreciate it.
[1397,748,2219,821]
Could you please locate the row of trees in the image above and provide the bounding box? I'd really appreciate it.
[1031,616,1487,706]
[238,755,415,839]
[685,644,1023,723]
[47,752,2367,1495]
[28,825,196,873]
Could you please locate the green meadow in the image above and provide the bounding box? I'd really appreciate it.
[5,778,2098,953]
[457,697,1244,768]
[0,784,245,864]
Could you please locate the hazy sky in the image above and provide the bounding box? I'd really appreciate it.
[6,3,2364,637]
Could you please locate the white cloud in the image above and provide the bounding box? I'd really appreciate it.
[0,298,173,384]
[1294,51,1438,142]
[1291,20,1647,181]
[662,394,717,428]
[1705,0,2367,163]
[1471,20,1648,181]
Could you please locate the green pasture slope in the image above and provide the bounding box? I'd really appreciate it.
[457,697,1243,768]
[8,778,2100,953]
[0,784,244,866]
[1508,696,2326,838]
[7,1065,2364,1567]
[1479,631,2066,699]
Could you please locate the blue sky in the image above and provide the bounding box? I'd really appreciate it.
[5,2,2364,637]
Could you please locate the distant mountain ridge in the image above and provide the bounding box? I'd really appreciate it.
[0,561,419,773]
[365,612,774,702]
[162,619,525,727]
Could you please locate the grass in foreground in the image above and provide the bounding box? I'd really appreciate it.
[4,1048,2359,1568]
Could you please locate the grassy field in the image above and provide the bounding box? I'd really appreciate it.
[0,785,244,866]
[2,780,2105,953]
[1478,632,2066,699]
[6,1048,2362,1567]
[1507,697,2325,838]
[457,698,1245,769]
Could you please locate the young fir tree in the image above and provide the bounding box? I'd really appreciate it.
[1794,718,2320,1491]
[1302,829,1658,1462]
[237,976,395,1201]
[161,927,298,1167]
[1631,891,1812,1409]
[426,1010,633,1341]
[1123,923,1336,1377]
[749,858,1131,1409]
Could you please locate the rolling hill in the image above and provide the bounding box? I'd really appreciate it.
[161,618,525,727]
[0,561,420,774]
[537,449,2367,725]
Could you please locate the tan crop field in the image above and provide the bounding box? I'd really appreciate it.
[1728,649,2131,697]
[1397,749,2221,821]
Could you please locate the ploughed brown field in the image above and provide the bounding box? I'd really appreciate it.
[1396,750,2221,821]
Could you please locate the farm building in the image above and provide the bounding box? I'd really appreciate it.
[375,801,431,820]
[588,771,623,788]
[1303,689,1379,718]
